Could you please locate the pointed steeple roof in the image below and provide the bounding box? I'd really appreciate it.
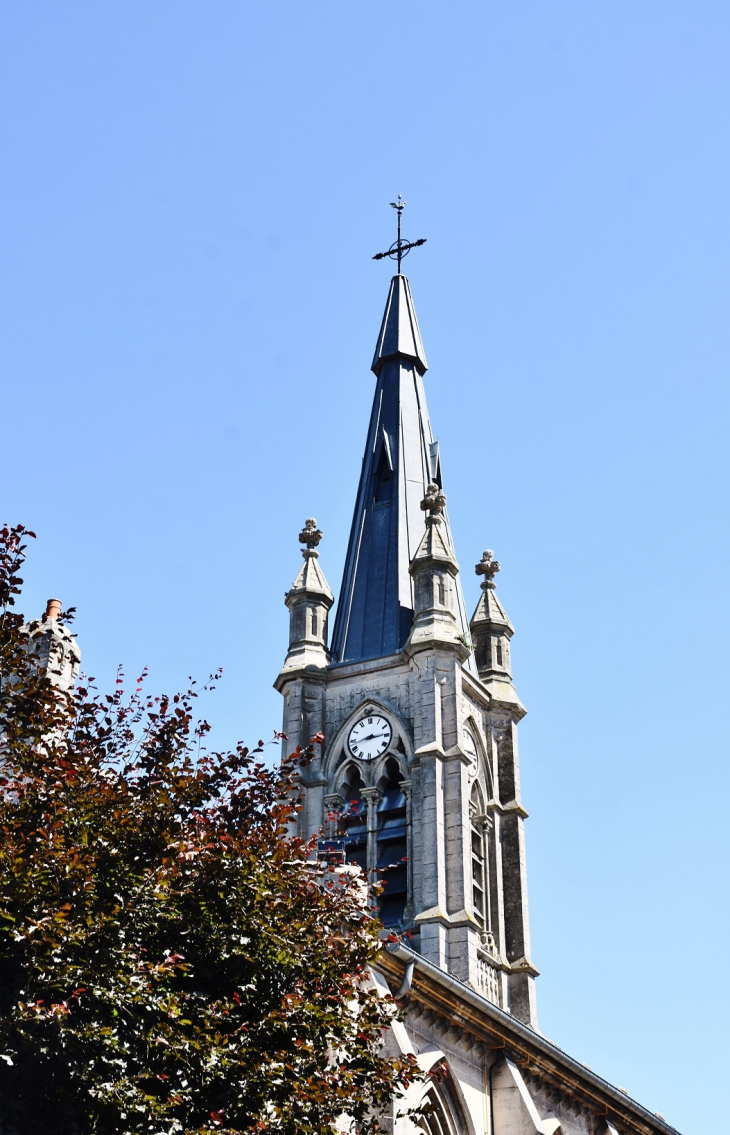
[331,276,473,667]
[471,584,513,630]
[288,521,333,602]
[470,550,514,634]
[371,274,428,376]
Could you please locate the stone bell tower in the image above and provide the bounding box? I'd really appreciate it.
[275,269,537,1028]
[273,220,681,1135]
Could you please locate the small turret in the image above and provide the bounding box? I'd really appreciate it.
[405,484,469,661]
[25,598,81,692]
[277,519,333,679]
[469,552,524,713]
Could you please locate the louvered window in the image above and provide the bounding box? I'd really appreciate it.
[340,773,367,872]
[376,764,408,927]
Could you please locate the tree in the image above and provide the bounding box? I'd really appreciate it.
[0,525,420,1135]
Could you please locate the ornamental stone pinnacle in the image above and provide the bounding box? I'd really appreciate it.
[298,518,323,554]
[475,549,500,587]
[277,517,333,682]
[420,482,446,519]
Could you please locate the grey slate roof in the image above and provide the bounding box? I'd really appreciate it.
[331,274,474,667]
[371,274,428,376]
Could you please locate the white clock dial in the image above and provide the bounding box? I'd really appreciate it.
[462,727,478,764]
[347,714,392,761]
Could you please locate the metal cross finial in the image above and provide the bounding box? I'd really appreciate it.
[299,518,323,554]
[475,550,501,585]
[373,197,427,274]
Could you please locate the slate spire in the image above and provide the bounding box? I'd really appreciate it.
[371,274,428,376]
[331,275,473,665]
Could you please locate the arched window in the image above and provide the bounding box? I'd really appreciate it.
[470,782,487,932]
[339,768,367,872]
[416,1071,467,1135]
[376,759,408,927]
[419,1090,456,1135]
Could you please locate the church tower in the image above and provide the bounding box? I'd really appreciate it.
[274,229,679,1135]
[275,266,537,1028]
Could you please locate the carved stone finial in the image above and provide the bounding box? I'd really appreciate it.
[475,549,500,586]
[420,482,446,518]
[299,518,323,553]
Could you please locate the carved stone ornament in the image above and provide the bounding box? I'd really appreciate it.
[299,517,323,551]
[475,549,500,584]
[420,482,446,517]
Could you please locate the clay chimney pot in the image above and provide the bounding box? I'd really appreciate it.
[44,599,62,621]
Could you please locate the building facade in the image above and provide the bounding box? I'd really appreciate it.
[275,272,680,1135]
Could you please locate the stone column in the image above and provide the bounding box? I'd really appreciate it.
[323,793,343,839]
[361,787,382,892]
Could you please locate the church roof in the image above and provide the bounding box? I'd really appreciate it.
[331,274,474,666]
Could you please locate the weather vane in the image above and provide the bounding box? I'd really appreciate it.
[372,196,427,274]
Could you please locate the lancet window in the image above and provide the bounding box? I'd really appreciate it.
[416,1076,466,1135]
[334,750,410,929]
[376,760,408,927]
[339,769,367,872]
[470,782,489,934]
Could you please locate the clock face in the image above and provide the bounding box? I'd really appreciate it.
[462,727,478,764]
[348,714,392,761]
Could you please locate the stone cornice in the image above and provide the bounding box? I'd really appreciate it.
[273,665,329,693]
[404,636,471,664]
[325,652,408,679]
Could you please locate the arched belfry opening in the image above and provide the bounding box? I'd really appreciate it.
[330,750,411,929]
[339,766,367,872]
[376,758,408,928]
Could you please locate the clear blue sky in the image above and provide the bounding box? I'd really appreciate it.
[2,3,728,1131]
